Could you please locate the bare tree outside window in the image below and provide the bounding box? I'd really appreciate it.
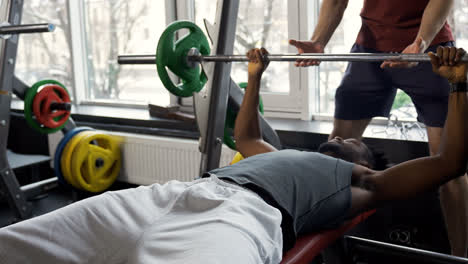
[84,0,169,105]
[85,0,149,99]
[449,0,468,47]
[195,0,289,94]
[16,0,171,106]
[16,0,73,95]
[85,0,168,103]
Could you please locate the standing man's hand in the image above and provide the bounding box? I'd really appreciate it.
[289,39,324,67]
[381,37,427,69]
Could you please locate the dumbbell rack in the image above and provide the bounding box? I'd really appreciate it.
[0,0,72,221]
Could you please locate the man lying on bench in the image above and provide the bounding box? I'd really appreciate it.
[0,47,466,264]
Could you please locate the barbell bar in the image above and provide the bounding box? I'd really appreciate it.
[118,52,468,65]
[50,102,72,111]
[0,23,55,35]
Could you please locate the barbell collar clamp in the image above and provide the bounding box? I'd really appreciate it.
[186,48,201,68]
[0,23,55,36]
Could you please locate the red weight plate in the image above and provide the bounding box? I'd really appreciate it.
[32,85,71,128]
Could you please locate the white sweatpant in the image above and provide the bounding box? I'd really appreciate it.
[0,175,283,264]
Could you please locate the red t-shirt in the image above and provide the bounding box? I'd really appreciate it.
[355,0,454,52]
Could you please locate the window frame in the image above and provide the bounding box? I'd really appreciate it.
[178,0,316,119]
[62,0,426,124]
[66,0,316,119]
[23,0,432,126]
[67,0,180,108]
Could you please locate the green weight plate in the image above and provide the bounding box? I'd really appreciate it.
[156,21,211,97]
[223,108,238,150]
[24,80,69,134]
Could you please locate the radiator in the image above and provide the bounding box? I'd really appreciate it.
[49,131,237,185]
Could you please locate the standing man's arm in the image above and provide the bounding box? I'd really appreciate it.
[289,0,349,67]
[381,0,454,68]
[418,0,454,49]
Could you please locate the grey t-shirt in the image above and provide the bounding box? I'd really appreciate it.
[204,149,355,252]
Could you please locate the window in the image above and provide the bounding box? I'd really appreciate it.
[193,0,302,115]
[15,0,73,98]
[12,1,466,126]
[230,0,290,94]
[195,0,291,93]
[451,1,468,47]
[82,0,171,106]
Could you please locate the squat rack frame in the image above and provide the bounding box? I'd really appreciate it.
[0,0,64,221]
[0,0,32,220]
[194,0,239,173]
[194,0,282,174]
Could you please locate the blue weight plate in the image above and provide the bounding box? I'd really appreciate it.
[54,127,93,185]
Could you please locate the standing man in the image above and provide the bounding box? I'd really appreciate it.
[289,0,467,257]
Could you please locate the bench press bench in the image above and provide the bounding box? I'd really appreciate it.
[282,209,468,264]
[281,210,376,264]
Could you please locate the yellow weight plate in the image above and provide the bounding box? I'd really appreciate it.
[61,131,98,189]
[230,152,244,165]
[71,133,121,193]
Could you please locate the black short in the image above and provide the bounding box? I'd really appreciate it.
[335,42,454,127]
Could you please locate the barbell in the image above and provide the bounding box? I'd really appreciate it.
[119,52,467,64]
[118,20,468,97]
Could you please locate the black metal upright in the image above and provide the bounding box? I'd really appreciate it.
[0,0,32,220]
[197,0,239,173]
